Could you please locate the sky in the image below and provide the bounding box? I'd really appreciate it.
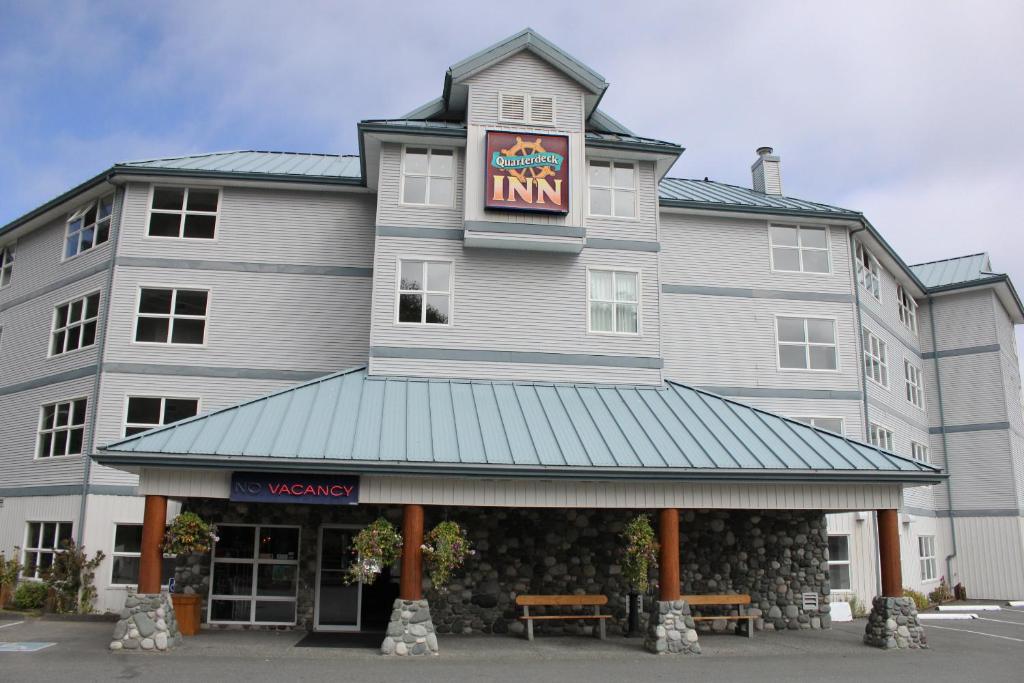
[2,1,1023,353]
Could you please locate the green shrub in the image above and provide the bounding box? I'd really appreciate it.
[13,581,48,610]
[928,577,953,604]
[903,587,929,611]
[847,594,868,618]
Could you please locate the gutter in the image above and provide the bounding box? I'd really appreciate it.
[928,294,959,586]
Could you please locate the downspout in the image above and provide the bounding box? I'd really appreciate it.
[928,294,958,585]
[76,179,121,545]
[848,226,883,598]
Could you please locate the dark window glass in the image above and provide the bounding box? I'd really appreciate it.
[81,321,97,348]
[211,599,251,622]
[73,399,87,425]
[139,289,173,314]
[259,528,299,560]
[85,294,100,318]
[148,212,182,237]
[114,525,143,553]
[256,565,296,597]
[68,427,83,454]
[164,399,199,424]
[69,300,83,322]
[39,432,52,458]
[80,227,94,252]
[152,187,185,211]
[174,290,208,316]
[66,329,81,352]
[51,330,66,355]
[187,189,219,212]
[98,195,114,219]
[398,293,422,323]
[183,214,216,239]
[254,601,295,623]
[215,526,255,559]
[125,426,149,436]
[212,563,253,596]
[127,397,162,425]
[171,318,205,344]
[111,556,140,584]
[136,317,169,343]
[96,222,110,244]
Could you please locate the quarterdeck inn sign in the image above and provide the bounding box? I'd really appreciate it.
[230,471,359,505]
[485,131,569,214]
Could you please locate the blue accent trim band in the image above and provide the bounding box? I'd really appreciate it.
[696,385,863,401]
[464,221,585,239]
[929,422,1010,434]
[370,346,664,369]
[662,284,852,303]
[376,226,464,240]
[586,238,660,252]
[0,257,112,313]
[116,256,372,278]
[103,363,336,382]
[859,305,923,357]
[903,506,1021,518]
[922,344,1001,360]
[0,365,98,396]
[0,484,138,497]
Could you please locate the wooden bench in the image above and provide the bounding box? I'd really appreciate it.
[683,594,755,639]
[515,595,610,641]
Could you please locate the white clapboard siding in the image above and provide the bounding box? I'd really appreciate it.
[375,144,464,229]
[368,357,663,386]
[856,255,922,353]
[826,512,880,605]
[584,160,659,242]
[951,516,1024,598]
[0,494,82,557]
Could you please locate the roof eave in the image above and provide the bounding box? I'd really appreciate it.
[0,167,115,240]
[928,274,1024,322]
[112,165,365,188]
[659,199,861,223]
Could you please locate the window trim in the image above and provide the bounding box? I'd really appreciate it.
[398,145,457,209]
[497,91,557,127]
[918,535,938,583]
[897,285,919,335]
[586,158,639,221]
[48,290,101,358]
[35,396,88,460]
[144,185,222,241]
[911,441,929,464]
[789,416,846,435]
[393,257,454,327]
[855,242,882,302]
[22,521,73,580]
[868,421,895,452]
[774,314,841,373]
[862,327,890,388]
[123,395,202,437]
[904,358,926,410]
[768,223,832,275]
[827,534,853,592]
[586,267,643,337]
[109,523,175,587]
[62,193,114,261]
[131,285,212,347]
[0,242,15,289]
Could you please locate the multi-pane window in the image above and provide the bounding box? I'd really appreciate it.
[0,243,14,288]
[589,269,640,334]
[50,292,100,356]
[401,148,454,207]
[905,360,925,409]
[776,317,838,370]
[897,285,918,334]
[209,525,300,625]
[863,328,889,387]
[125,396,200,436]
[37,398,87,458]
[135,288,209,344]
[827,535,852,591]
[588,161,637,218]
[911,442,929,464]
[148,187,219,239]
[770,224,830,273]
[855,242,881,300]
[397,260,451,325]
[110,524,176,586]
[869,422,895,451]
[791,416,845,435]
[65,194,113,258]
[22,522,73,579]
[919,535,937,581]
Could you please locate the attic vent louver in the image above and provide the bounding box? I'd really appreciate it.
[499,92,527,124]
[529,95,555,126]
[499,92,555,126]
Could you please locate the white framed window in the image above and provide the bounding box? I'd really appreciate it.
[855,242,881,301]
[397,260,451,325]
[791,416,845,435]
[134,287,209,345]
[588,160,637,218]
[827,535,852,591]
[769,224,830,273]
[911,441,929,464]
[869,422,895,451]
[776,316,838,371]
[22,521,73,579]
[65,194,113,259]
[588,269,640,335]
[0,243,14,288]
[863,328,889,387]
[50,292,100,356]
[124,396,200,437]
[110,524,177,586]
[37,398,87,458]
[147,186,219,239]
[400,147,454,207]
[904,359,925,409]
[919,535,937,582]
[897,285,918,334]
[498,92,556,126]
[209,524,300,626]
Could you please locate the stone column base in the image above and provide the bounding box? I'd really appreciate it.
[381,598,439,656]
[864,596,928,649]
[644,600,701,655]
[109,592,181,652]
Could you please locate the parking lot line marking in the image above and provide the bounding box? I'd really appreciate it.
[977,617,1024,627]
[939,605,1002,611]
[0,642,56,652]
[0,621,24,630]
[919,613,977,620]
[927,624,1024,643]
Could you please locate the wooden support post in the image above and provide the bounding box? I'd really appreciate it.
[138,495,167,594]
[400,504,424,601]
[878,509,903,597]
[659,508,681,602]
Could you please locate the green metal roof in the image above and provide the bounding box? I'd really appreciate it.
[659,178,861,218]
[96,367,940,484]
[910,253,994,288]
[120,151,362,179]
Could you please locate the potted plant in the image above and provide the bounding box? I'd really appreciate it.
[620,515,659,637]
[163,512,218,636]
[0,550,22,608]
[344,518,403,585]
[421,521,475,592]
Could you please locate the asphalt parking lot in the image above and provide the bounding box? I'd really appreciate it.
[0,606,1022,682]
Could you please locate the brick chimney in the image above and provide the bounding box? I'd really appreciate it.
[751,146,782,195]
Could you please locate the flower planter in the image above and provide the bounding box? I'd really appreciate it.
[171,593,201,636]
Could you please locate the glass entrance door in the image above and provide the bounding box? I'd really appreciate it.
[314,527,361,631]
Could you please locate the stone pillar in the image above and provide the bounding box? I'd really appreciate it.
[139,495,167,594]
[864,509,927,649]
[646,509,699,654]
[382,504,438,656]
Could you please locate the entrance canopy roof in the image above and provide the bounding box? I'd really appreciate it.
[96,368,941,485]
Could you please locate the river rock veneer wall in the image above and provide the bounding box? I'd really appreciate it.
[175,502,832,636]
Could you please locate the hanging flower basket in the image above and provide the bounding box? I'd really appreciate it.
[621,515,659,593]
[421,521,475,592]
[162,512,218,557]
[344,518,403,585]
